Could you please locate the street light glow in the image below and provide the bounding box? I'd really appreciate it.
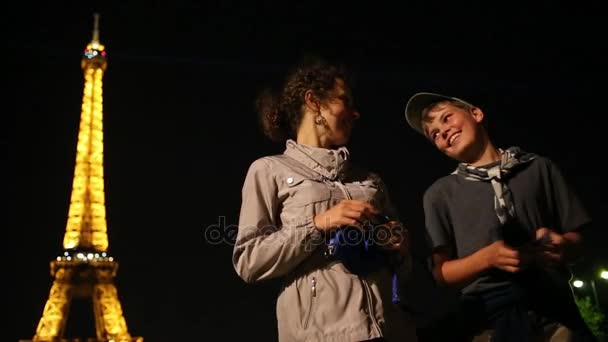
[573,280,584,288]
[601,270,608,280]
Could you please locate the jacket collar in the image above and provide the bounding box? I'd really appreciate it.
[283,139,350,180]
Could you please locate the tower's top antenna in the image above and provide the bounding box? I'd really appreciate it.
[91,13,100,44]
[82,12,106,66]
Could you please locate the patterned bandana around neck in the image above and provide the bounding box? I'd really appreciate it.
[452,147,537,224]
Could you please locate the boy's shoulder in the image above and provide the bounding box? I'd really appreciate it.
[514,154,558,178]
[422,154,559,194]
[423,172,459,199]
[509,147,555,170]
[529,154,555,168]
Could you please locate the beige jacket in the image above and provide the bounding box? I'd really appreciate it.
[233,140,417,342]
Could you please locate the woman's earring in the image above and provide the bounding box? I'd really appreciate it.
[314,112,325,126]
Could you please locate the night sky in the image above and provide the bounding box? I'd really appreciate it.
[6,1,607,341]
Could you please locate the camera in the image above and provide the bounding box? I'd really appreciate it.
[325,214,398,275]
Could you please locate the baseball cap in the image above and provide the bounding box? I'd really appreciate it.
[404,92,474,136]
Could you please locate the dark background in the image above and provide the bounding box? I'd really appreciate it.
[6,1,607,341]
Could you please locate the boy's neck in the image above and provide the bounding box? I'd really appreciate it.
[469,140,501,167]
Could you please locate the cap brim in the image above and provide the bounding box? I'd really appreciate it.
[404,92,456,136]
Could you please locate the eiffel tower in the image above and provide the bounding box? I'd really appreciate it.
[22,14,143,342]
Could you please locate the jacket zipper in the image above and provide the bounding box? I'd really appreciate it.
[303,277,316,329]
[361,278,382,335]
[334,179,381,333]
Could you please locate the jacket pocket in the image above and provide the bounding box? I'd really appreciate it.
[303,276,317,329]
[284,174,331,207]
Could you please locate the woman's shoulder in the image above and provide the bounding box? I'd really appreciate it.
[247,154,291,168]
[247,154,317,178]
[243,155,284,179]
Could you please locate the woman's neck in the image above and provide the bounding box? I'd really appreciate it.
[296,114,330,148]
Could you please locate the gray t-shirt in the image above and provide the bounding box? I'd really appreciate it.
[423,156,591,295]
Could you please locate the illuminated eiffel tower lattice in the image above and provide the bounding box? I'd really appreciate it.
[22,14,143,342]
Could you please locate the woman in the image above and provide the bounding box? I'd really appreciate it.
[233,57,417,341]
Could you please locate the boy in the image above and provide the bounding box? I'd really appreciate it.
[404,92,597,341]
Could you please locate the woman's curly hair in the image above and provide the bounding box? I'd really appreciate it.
[255,56,350,142]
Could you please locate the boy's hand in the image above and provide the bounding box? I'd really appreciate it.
[532,227,567,267]
[483,240,522,273]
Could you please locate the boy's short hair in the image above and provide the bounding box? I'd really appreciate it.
[405,92,475,135]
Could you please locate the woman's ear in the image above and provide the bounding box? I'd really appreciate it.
[304,90,319,112]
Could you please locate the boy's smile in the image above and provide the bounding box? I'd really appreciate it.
[447,132,461,147]
[422,102,485,163]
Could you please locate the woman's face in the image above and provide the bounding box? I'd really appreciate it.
[319,78,360,146]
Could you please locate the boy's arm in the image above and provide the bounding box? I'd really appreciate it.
[537,158,592,265]
[562,231,584,260]
[534,227,585,266]
[432,241,522,286]
[423,183,523,286]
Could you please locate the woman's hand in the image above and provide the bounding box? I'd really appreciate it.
[313,199,378,232]
[375,221,409,257]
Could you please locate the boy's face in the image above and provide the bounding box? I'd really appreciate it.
[421,102,485,162]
